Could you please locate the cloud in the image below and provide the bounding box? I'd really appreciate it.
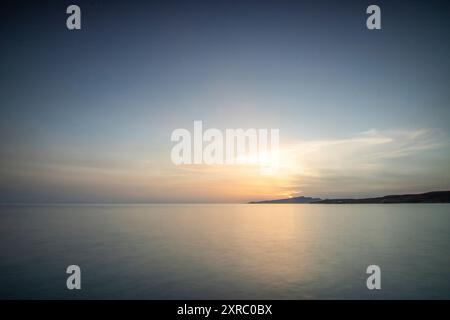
[278,128,450,198]
[1,125,448,203]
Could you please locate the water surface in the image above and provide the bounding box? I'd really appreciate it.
[0,204,449,299]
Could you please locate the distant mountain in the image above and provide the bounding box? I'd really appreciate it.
[249,191,450,204]
[249,196,322,204]
[314,191,450,204]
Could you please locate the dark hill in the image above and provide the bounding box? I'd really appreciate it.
[314,191,450,204]
[249,191,450,204]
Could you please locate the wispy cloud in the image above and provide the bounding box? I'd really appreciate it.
[278,128,450,198]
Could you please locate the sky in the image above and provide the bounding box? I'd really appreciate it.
[0,0,449,203]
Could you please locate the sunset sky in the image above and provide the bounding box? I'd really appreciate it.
[1,0,449,203]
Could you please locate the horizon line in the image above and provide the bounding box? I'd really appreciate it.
[2,190,450,206]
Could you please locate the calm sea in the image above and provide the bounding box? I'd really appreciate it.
[0,204,449,299]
